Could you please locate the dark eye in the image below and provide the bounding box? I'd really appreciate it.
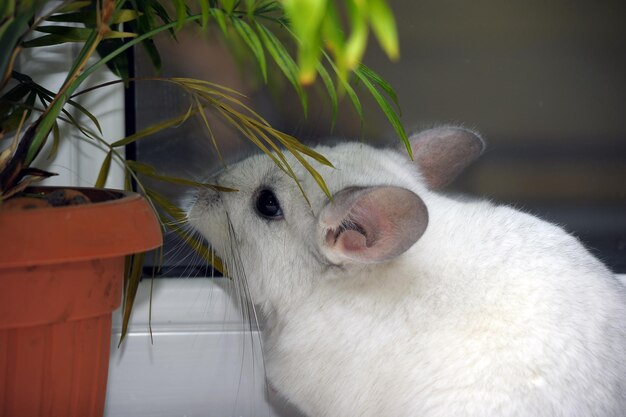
[255,189,283,219]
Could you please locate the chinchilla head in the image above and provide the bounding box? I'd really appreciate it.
[188,126,484,311]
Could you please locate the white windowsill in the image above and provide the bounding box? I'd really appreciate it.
[104,278,293,417]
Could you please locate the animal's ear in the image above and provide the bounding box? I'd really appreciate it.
[403,127,485,189]
[319,186,428,265]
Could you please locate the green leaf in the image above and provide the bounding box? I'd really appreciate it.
[232,17,267,82]
[192,96,224,164]
[67,98,102,133]
[287,147,332,200]
[354,67,409,157]
[282,0,326,84]
[255,1,282,15]
[315,62,338,129]
[199,0,210,28]
[95,150,113,188]
[273,131,334,167]
[126,160,157,175]
[129,160,236,192]
[357,63,400,112]
[217,107,287,174]
[55,1,92,13]
[0,0,12,17]
[111,104,196,147]
[47,121,60,160]
[0,0,45,87]
[119,252,146,345]
[96,38,129,79]
[255,21,308,116]
[222,0,236,13]
[145,187,186,220]
[325,54,363,121]
[173,0,186,31]
[34,25,137,40]
[368,0,399,60]
[46,9,141,25]
[245,0,256,14]
[21,34,72,48]
[0,83,32,132]
[211,8,228,35]
[344,0,369,70]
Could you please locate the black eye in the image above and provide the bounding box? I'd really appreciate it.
[255,189,283,219]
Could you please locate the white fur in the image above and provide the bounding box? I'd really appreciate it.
[188,134,626,417]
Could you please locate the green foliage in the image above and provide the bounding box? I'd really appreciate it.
[0,0,404,341]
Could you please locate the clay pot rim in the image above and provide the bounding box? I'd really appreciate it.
[0,186,163,268]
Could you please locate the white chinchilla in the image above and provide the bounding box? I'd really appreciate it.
[188,127,626,417]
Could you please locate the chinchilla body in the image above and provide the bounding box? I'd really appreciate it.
[189,127,626,417]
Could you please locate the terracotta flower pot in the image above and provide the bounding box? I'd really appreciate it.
[0,187,162,417]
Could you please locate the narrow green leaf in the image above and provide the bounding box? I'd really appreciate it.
[315,62,338,129]
[245,0,257,14]
[255,21,307,116]
[282,0,325,84]
[354,68,410,157]
[95,150,113,188]
[0,2,38,86]
[96,38,129,79]
[152,174,237,192]
[47,121,61,161]
[287,147,332,200]
[232,18,267,82]
[55,1,92,13]
[145,187,185,220]
[0,82,31,112]
[22,34,75,48]
[357,63,400,111]
[320,1,344,54]
[199,0,210,28]
[67,98,102,133]
[273,131,334,167]
[254,1,282,15]
[211,8,229,35]
[193,96,224,163]
[217,106,287,174]
[171,77,247,97]
[34,25,137,40]
[326,55,363,120]
[126,160,157,175]
[59,106,99,142]
[0,83,36,134]
[173,0,187,31]
[131,161,236,192]
[111,104,196,147]
[119,252,146,345]
[236,116,317,206]
[0,0,12,18]
[222,0,236,13]
[46,9,140,25]
[368,0,399,60]
[344,0,369,70]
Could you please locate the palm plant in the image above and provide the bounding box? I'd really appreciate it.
[0,0,405,339]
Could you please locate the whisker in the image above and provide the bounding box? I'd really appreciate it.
[224,213,270,416]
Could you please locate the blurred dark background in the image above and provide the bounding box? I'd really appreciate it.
[131,0,626,273]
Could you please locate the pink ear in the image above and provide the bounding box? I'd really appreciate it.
[404,127,485,189]
[319,187,428,264]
